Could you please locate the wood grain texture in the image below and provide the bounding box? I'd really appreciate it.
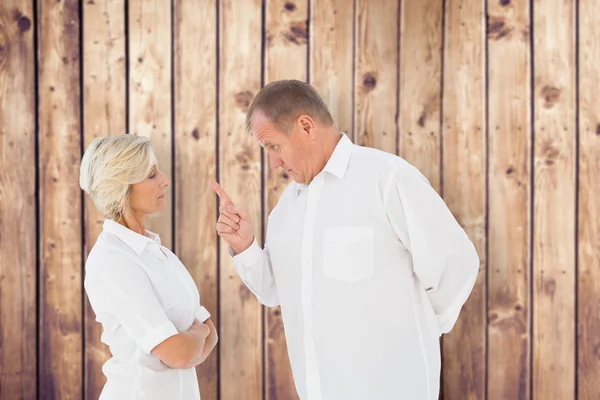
[0,1,36,399]
[218,1,263,399]
[38,1,83,398]
[173,0,218,398]
[441,1,487,399]
[355,0,397,153]
[487,1,531,399]
[398,0,443,192]
[82,1,126,398]
[264,0,308,398]
[532,1,576,399]
[309,0,353,138]
[128,0,172,248]
[578,2,600,398]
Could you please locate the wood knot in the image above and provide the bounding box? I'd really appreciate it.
[596,123,600,136]
[284,2,296,11]
[506,166,514,175]
[418,112,426,127]
[543,278,556,298]
[235,146,255,166]
[17,15,32,33]
[239,283,252,302]
[500,0,510,6]
[488,17,512,40]
[541,141,560,165]
[234,91,254,112]
[541,86,561,108]
[191,128,200,140]
[274,309,281,316]
[283,22,308,45]
[362,73,377,91]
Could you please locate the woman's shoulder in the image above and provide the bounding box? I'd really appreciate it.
[85,231,141,272]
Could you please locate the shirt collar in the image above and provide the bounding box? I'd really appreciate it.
[295,132,353,196]
[102,218,161,255]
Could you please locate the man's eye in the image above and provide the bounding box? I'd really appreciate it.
[272,145,279,151]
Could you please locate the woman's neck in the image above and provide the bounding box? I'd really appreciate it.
[118,213,146,236]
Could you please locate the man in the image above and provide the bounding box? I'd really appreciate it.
[212,80,479,400]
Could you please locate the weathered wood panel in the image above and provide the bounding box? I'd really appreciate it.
[82,0,126,398]
[174,0,218,398]
[487,1,531,399]
[309,0,353,138]
[532,1,576,399]
[355,0,398,153]
[441,1,487,399]
[398,0,443,192]
[578,2,600,399]
[128,0,172,248]
[0,1,36,398]
[263,0,308,398]
[38,0,83,398]
[218,1,263,399]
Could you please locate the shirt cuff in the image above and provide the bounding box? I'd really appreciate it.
[138,320,179,355]
[195,306,211,323]
[229,238,262,266]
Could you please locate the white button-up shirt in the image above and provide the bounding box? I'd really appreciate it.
[232,133,479,400]
[85,219,211,400]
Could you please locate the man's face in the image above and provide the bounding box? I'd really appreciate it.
[251,111,314,184]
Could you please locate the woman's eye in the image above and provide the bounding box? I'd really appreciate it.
[272,145,279,151]
[149,173,156,179]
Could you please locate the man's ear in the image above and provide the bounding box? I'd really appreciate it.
[297,114,316,140]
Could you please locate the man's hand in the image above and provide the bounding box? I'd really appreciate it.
[210,181,255,254]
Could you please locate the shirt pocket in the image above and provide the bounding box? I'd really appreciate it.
[322,226,375,282]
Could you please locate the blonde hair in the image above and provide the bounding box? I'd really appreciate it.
[80,134,158,220]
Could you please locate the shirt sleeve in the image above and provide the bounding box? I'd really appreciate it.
[84,255,179,355]
[383,162,480,335]
[230,238,280,307]
[194,306,211,323]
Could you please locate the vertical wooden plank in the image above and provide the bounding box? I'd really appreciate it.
[219,1,263,399]
[0,1,36,399]
[578,1,600,398]
[38,0,83,398]
[128,0,172,248]
[532,1,576,399]
[82,0,126,398]
[173,1,218,398]
[355,0,397,153]
[263,1,308,398]
[309,0,353,138]
[487,1,532,399]
[441,1,486,399]
[398,0,443,192]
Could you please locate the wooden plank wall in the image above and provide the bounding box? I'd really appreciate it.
[0,1,598,399]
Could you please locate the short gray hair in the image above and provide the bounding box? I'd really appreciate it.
[245,79,334,134]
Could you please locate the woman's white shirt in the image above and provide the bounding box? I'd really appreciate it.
[84,218,210,400]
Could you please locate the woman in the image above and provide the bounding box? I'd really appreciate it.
[80,134,217,399]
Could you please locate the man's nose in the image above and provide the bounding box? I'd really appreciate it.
[269,152,283,169]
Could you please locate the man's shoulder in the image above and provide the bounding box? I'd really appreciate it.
[349,143,413,175]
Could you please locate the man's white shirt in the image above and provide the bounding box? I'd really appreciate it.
[231,133,479,400]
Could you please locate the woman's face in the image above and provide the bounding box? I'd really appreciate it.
[128,165,170,216]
